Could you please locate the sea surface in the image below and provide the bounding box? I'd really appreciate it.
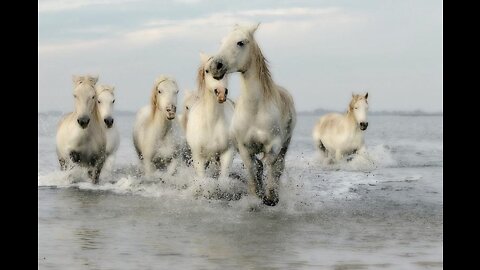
[38,113,443,269]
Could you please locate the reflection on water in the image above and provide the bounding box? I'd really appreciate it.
[75,228,102,251]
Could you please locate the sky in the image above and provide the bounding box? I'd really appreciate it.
[38,0,442,113]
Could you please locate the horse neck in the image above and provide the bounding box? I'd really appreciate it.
[238,68,265,115]
[199,86,222,118]
[151,107,172,137]
[238,48,278,109]
[346,110,359,130]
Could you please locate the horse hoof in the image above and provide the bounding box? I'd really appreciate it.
[262,196,279,206]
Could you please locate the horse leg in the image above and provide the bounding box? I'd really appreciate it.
[219,148,234,178]
[59,158,67,170]
[238,144,259,196]
[192,152,207,177]
[88,154,105,184]
[263,138,290,206]
[335,149,343,162]
[69,151,81,163]
[143,158,156,177]
[166,158,178,176]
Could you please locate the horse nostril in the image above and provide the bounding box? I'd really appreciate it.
[77,117,90,128]
[225,88,228,95]
[216,62,223,70]
[104,118,114,127]
[214,89,219,96]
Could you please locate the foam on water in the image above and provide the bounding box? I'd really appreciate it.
[38,114,443,269]
[38,114,442,214]
[37,142,396,216]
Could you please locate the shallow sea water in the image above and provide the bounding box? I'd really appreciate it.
[38,114,443,269]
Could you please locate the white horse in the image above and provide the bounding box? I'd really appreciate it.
[95,84,120,169]
[208,24,297,206]
[186,53,235,178]
[312,93,369,163]
[133,75,181,176]
[56,75,106,183]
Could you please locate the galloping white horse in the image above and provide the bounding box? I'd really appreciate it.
[56,75,106,183]
[208,24,297,206]
[133,75,181,176]
[312,93,369,162]
[95,84,120,167]
[186,53,235,178]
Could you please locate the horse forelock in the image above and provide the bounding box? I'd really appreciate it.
[348,95,367,113]
[96,85,114,96]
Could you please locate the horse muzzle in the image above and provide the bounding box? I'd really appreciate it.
[77,116,90,129]
[166,105,176,120]
[359,122,368,131]
[214,88,228,103]
[104,117,114,128]
[209,58,227,80]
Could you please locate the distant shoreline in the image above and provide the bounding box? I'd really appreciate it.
[298,109,443,116]
[38,110,443,117]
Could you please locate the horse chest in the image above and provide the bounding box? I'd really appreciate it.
[153,134,176,158]
[340,133,363,152]
[234,113,279,145]
[72,130,104,153]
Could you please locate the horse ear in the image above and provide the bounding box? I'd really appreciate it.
[155,75,169,86]
[248,22,260,34]
[199,52,210,64]
[365,92,368,99]
[94,85,102,94]
[72,75,82,85]
[89,75,99,85]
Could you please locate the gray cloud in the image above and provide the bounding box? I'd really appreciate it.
[38,1,442,113]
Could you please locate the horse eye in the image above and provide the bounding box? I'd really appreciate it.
[205,70,209,74]
[98,100,101,104]
[112,100,115,104]
[355,107,358,110]
[73,94,77,98]
[92,96,95,99]
[237,41,245,47]
[186,106,189,110]
[158,90,161,94]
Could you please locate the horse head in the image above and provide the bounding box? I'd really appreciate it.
[72,75,98,129]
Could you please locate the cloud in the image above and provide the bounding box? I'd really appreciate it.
[38,0,138,13]
[38,38,110,54]
[39,7,365,54]
[237,7,340,17]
